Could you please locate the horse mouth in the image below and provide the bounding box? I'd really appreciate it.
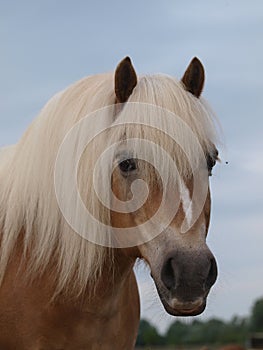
[155,284,207,316]
[160,297,206,316]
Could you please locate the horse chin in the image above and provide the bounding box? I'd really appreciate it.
[154,282,207,317]
[160,296,207,317]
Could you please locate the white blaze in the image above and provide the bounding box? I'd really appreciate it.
[180,180,193,228]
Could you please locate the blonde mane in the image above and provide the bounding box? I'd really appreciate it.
[0,72,218,296]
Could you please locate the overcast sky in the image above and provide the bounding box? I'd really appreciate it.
[1,0,263,333]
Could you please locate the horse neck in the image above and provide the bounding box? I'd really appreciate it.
[62,247,140,317]
[89,247,139,298]
[0,228,140,320]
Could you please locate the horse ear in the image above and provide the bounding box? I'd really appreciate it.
[181,57,205,98]
[115,57,137,103]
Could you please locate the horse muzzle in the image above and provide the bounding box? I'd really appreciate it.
[153,247,217,316]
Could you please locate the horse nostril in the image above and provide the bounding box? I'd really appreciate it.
[161,258,176,290]
[206,256,218,289]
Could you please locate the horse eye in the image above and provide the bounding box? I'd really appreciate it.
[206,148,219,176]
[118,158,137,174]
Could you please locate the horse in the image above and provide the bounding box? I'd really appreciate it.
[0,56,219,349]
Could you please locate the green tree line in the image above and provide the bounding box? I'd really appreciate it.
[136,297,263,347]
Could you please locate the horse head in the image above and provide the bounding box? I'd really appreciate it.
[111,57,218,316]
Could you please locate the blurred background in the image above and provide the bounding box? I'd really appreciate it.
[1,0,263,347]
